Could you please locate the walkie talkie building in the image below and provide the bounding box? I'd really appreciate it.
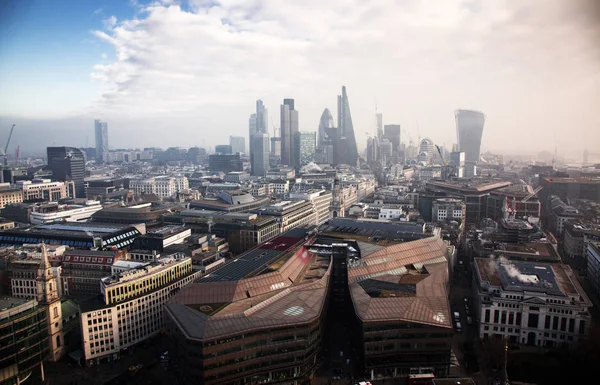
[455,109,485,164]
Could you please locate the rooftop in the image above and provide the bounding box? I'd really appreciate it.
[427,179,512,193]
[0,296,31,311]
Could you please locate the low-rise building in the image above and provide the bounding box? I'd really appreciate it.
[289,190,332,225]
[473,257,591,347]
[29,200,103,225]
[17,179,73,201]
[61,250,125,298]
[79,254,201,364]
[190,190,270,213]
[131,225,191,252]
[0,188,23,209]
[224,171,250,183]
[251,181,271,197]
[129,176,182,199]
[432,198,466,223]
[256,200,316,232]
[270,179,290,195]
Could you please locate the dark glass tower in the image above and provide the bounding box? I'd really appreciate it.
[47,147,86,198]
[336,86,358,166]
[455,109,485,164]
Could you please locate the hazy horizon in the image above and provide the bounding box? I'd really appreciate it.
[1,0,599,159]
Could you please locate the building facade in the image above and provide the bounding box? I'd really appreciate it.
[295,131,316,166]
[47,147,86,198]
[80,255,201,364]
[250,132,270,177]
[0,188,23,209]
[586,242,600,297]
[432,198,466,222]
[280,98,299,167]
[17,179,73,201]
[289,190,332,225]
[94,119,109,163]
[455,109,485,165]
[229,136,245,154]
[208,154,243,173]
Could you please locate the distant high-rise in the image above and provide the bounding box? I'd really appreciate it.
[47,147,86,198]
[94,119,109,163]
[316,108,335,164]
[280,98,299,166]
[229,136,245,154]
[455,109,485,164]
[256,100,268,134]
[295,131,316,166]
[248,113,257,154]
[383,124,401,163]
[215,145,232,154]
[367,137,379,164]
[336,86,358,166]
[376,113,383,140]
[251,132,270,177]
[418,138,434,165]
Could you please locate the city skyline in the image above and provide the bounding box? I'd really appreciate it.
[1,0,599,159]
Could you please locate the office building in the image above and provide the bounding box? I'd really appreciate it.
[316,108,335,164]
[366,136,379,164]
[0,188,23,209]
[474,257,591,347]
[432,198,466,222]
[336,86,358,166]
[280,98,299,166]
[418,138,434,165]
[376,112,383,139]
[17,179,73,201]
[295,131,316,166]
[29,200,103,225]
[47,147,86,198]
[587,242,600,297]
[189,190,270,213]
[223,171,250,184]
[449,151,465,178]
[539,177,600,204]
[94,119,109,163]
[270,136,281,157]
[384,124,401,162]
[251,132,270,177]
[256,200,316,233]
[455,109,485,165]
[229,136,245,154]
[379,139,392,164]
[79,254,201,364]
[60,250,125,298]
[208,154,243,172]
[129,176,182,199]
[0,297,49,384]
[289,190,333,225]
[164,227,452,384]
[131,225,191,252]
[256,100,268,134]
[214,145,232,155]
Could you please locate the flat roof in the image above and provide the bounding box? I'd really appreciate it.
[427,179,512,193]
[37,222,129,234]
[0,296,31,311]
[200,227,311,282]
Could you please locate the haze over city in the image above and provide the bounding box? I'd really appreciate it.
[1,0,599,157]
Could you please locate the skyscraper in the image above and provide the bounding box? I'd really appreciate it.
[94,119,109,163]
[418,138,434,165]
[295,131,316,166]
[336,86,358,166]
[47,147,86,198]
[455,109,485,164]
[229,136,245,154]
[316,108,335,164]
[256,100,268,134]
[280,98,299,166]
[251,132,270,177]
[376,113,383,140]
[384,124,401,163]
[248,113,257,154]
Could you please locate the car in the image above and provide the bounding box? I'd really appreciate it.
[453,311,460,321]
[455,322,462,332]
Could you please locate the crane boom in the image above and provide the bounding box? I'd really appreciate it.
[521,185,543,203]
[435,144,447,166]
[5,124,15,154]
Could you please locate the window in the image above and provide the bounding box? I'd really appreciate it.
[494,310,500,323]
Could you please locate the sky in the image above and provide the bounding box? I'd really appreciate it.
[1,0,599,159]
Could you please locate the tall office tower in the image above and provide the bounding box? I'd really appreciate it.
[336,86,358,166]
[280,98,299,166]
[47,147,86,198]
[256,100,268,133]
[94,119,109,163]
[229,136,245,154]
[251,132,270,177]
[367,137,379,164]
[270,137,281,157]
[455,109,485,164]
[379,139,392,165]
[294,131,316,166]
[316,108,335,164]
[383,124,401,163]
[248,113,257,154]
[418,138,434,164]
[376,113,383,140]
[450,151,466,178]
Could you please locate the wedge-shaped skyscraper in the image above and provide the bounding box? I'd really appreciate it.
[455,109,485,164]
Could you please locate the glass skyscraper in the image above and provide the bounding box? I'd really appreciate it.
[336,86,358,166]
[455,109,485,164]
[94,119,109,163]
[47,147,86,198]
[295,131,316,166]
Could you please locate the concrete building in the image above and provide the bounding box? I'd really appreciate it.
[129,176,184,199]
[0,188,23,209]
[224,171,250,183]
[256,200,316,233]
[455,109,485,165]
[250,132,269,177]
[94,119,109,163]
[29,200,103,225]
[61,250,125,298]
[269,179,290,195]
[189,191,270,213]
[47,147,86,198]
[17,179,73,201]
[79,254,201,364]
[474,257,591,347]
[586,242,600,297]
[432,198,466,222]
[266,168,295,181]
[289,189,332,225]
[229,136,245,154]
[548,196,579,236]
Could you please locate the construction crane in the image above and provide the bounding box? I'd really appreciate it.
[1,124,16,166]
[435,145,447,166]
[521,185,543,203]
[269,117,279,137]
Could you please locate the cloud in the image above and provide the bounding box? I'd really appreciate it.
[71,1,600,153]
[93,7,104,16]
[102,15,117,30]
